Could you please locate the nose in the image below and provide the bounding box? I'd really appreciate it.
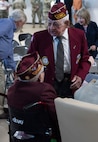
[49,23,56,30]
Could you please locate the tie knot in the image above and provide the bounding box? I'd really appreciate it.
[57,36,62,40]
[57,36,66,41]
[57,36,63,43]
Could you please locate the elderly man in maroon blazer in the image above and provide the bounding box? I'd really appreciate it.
[27,2,91,98]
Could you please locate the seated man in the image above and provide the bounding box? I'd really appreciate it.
[7,51,61,142]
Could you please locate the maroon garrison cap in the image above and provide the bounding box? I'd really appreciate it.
[48,2,69,20]
[16,51,43,80]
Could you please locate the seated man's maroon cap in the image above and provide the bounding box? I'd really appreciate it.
[16,51,44,80]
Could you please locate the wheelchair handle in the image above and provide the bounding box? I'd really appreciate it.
[23,101,46,110]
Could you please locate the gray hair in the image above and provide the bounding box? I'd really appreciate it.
[9,9,27,23]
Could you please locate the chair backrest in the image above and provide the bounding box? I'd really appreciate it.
[9,101,52,141]
[25,36,32,48]
[13,46,28,62]
[55,97,98,142]
[12,40,20,49]
[14,46,28,56]
[18,33,32,45]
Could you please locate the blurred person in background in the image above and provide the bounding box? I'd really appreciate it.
[31,0,43,28]
[12,0,26,11]
[0,0,11,18]
[72,0,83,24]
[12,0,26,32]
[74,7,98,59]
[43,0,52,28]
[0,9,27,119]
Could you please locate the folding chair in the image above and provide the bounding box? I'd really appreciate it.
[1,60,14,93]
[8,101,52,142]
[3,67,14,106]
[18,33,32,45]
[12,40,20,49]
[0,93,8,117]
[14,46,28,56]
[25,36,32,48]
[13,46,28,63]
[4,68,14,93]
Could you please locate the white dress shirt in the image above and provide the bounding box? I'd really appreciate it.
[53,28,71,73]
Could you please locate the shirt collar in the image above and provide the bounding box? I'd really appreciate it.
[63,28,68,40]
[53,28,68,40]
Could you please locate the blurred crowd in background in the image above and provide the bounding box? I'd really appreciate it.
[0,0,98,27]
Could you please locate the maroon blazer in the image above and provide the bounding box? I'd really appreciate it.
[7,80,56,112]
[7,80,60,139]
[28,28,91,85]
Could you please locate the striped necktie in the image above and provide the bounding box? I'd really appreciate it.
[55,36,64,82]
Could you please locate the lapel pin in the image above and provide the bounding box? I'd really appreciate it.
[73,45,76,49]
[42,56,49,66]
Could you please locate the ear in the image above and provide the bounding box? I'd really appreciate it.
[65,20,70,27]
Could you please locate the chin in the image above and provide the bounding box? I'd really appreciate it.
[51,33,58,37]
[49,30,57,36]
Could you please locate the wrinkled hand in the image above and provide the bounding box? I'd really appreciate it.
[70,75,82,90]
[89,45,96,51]
[88,56,94,65]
